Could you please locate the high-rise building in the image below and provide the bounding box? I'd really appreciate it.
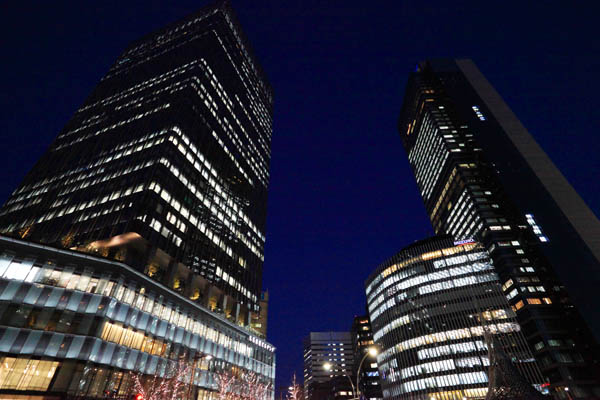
[350,316,382,400]
[303,332,355,400]
[398,58,600,397]
[0,0,276,398]
[0,0,272,326]
[365,236,544,400]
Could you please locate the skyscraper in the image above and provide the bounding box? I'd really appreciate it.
[0,0,276,398]
[365,236,543,399]
[398,59,600,397]
[0,0,271,326]
[303,332,355,400]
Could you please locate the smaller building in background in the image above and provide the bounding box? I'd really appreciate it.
[351,316,383,400]
[303,332,355,400]
[365,236,544,400]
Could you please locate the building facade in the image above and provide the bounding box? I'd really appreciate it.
[0,0,276,398]
[303,332,355,400]
[0,0,272,327]
[0,235,275,399]
[365,236,543,400]
[350,316,383,400]
[398,59,600,398]
[251,291,269,338]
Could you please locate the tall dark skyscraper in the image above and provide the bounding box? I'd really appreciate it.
[0,0,272,327]
[398,59,600,398]
[0,1,276,399]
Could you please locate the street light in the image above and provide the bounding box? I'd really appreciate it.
[323,361,356,399]
[323,346,378,400]
[564,387,573,400]
[356,347,378,400]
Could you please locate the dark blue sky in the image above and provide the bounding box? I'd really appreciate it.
[1,0,598,389]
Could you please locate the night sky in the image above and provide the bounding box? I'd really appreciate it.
[1,0,599,390]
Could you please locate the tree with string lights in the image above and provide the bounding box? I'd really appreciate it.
[130,358,191,400]
[215,368,272,400]
[286,373,303,400]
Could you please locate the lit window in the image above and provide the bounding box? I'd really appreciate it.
[513,300,525,311]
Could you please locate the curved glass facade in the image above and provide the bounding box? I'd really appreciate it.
[0,236,275,399]
[365,236,541,400]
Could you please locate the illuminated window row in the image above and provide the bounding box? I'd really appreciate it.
[366,244,480,307]
[389,371,487,396]
[378,322,520,363]
[57,160,156,199]
[1,183,145,234]
[0,255,258,360]
[401,358,456,380]
[373,293,506,343]
[369,260,494,323]
[81,60,199,114]
[0,357,59,391]
[8,128,168,202]
[367,242,475,298]
[53,103,171,151]
[417,340,487,361]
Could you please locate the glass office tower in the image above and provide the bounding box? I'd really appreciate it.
[0,0,275,398]
[365,236,543,400]
[398,59,600,398]
[0,0,272,326]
